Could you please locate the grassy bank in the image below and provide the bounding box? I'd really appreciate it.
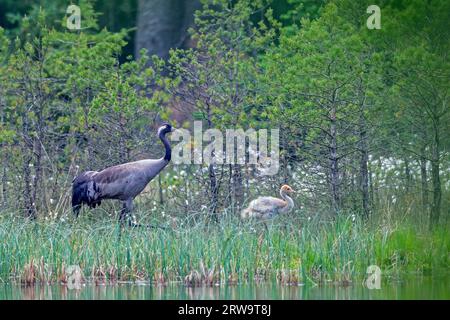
[0,212,448,286]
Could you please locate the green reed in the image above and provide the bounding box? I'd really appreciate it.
[0,210,448,286]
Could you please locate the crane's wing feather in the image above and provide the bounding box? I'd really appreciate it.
[92,161,158,199]
[72,159,168,212]
[72,171,101,209]
[248,196,287,215]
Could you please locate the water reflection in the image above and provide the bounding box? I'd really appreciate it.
[1,276,448,300]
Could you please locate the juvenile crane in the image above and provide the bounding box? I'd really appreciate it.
[241,185,295,221]
[72,123,175,225]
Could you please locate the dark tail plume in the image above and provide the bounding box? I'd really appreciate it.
[72,171,101,216]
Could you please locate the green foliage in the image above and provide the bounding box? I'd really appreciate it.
[0,6,164,215]
[0,213,447,284]
[168,0,280,129]
[255,2,384,212]
[0,0,448,288]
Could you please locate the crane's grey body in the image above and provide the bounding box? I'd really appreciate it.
[72,124,174,224]
[92,159,168,201]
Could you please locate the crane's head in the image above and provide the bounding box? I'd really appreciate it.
[280,184,295,196]
[158,123,175,136]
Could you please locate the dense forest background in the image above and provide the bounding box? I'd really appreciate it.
[0,0,448,230]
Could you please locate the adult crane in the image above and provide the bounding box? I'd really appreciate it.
[71,123,175,226]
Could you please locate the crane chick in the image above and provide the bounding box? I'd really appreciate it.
[241,185,295,220]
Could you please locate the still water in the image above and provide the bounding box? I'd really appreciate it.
[1,277,449,300]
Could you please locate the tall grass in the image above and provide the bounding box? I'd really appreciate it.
[0,210,448,286]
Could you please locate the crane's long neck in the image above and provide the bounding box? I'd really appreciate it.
[280,190,294,214]
[160,131,171,161]
[142,131,171,180]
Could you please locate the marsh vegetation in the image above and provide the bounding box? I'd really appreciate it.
[0,0,448,294]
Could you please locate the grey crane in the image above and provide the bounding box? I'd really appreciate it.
[71,123,175,225]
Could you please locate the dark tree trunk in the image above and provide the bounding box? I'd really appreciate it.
[0,97,5,208]
[32,137,42,213]
[135,0,200,59]
[368,159,374,208]
[419,151,428,215]
[21,111,36,219]
[430,158,441,226]
[33,105,48,215]
[208,164,218,212]
[1,154,6,208]
[329,102,340,214]
[83,89,93,165]
[206,106,219,216]
[404,157,412,193]
[430,120,441,227]
[359,113,370,217]
[233,164,244,210]
[22,150,36,219]
[375,156,382,206]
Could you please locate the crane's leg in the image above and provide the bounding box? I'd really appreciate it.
[73,205,81,219]
[118,204,126,224]
[118,199,165,230]
[119,199,133,225]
